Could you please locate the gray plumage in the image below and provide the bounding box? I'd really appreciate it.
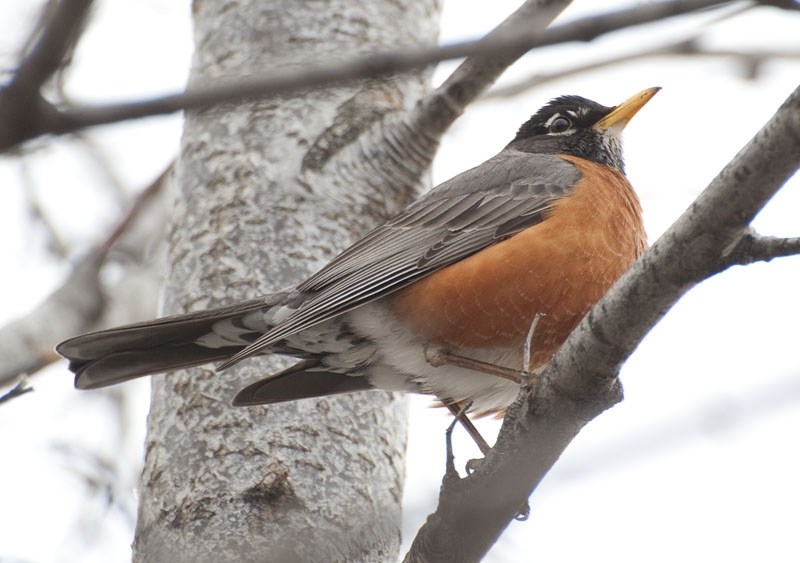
[57,150,581,395]
[216,151,580,370]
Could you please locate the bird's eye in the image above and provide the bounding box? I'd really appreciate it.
[549,116,572,133]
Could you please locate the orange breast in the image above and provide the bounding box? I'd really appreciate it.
[389,155,647,370]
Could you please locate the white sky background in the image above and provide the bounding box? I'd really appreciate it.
[1,1,799,562]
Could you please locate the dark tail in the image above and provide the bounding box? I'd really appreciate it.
[58,292,376,404]
[57,296,281,390]
[231,359,373,406]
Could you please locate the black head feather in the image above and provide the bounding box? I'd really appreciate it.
[507,95,625,173]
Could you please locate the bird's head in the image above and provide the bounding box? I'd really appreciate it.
[508,87,660,173]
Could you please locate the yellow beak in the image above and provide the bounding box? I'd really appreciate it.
[594,87,661,132]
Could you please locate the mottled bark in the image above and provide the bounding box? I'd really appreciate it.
[133,2,439,561]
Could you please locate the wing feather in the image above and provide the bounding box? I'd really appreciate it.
[216,151,581,370]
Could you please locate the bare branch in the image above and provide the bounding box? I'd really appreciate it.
[0,0,739,152]
[406,0,737,137]
[405,82,800,563]
[485,38,800,100]
[406,0,570,139]
[96,163,171,256]
[10,0,93,95]
[0,252,103,386]
[0,0,94,151]
[482,3,768,100]
[0,377,33,406]
[18,157,69,258]
[724,229,800,265]
[0,165,170,386]
[72,132,132,202]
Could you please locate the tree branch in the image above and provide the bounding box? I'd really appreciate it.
[0,0,94,152]
[0,0,740,152]
[279,0,742,224]
[412,0,736,137]
[405,82,800,563]
[10,0,93,95]
[0,165,170,386]
[484,38,800,101]
[0,377,33,406]
[19,157,69,258]
[0,252,104,387]
[724,229,800,265]
[405,0,570,140]
[96,164,171,256]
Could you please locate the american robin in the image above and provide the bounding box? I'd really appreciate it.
[57,88,657,418]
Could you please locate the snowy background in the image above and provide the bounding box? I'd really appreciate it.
[1,1,799,561]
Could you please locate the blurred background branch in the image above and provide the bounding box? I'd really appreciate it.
[0,377,33,406]
[0,0,769,152]
[0,165,169,387]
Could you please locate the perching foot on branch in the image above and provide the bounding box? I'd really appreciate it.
[444,400,491,457]
[444,400,531,520]
[424,344,523,383]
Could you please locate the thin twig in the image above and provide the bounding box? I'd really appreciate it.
[10,0,94,95]
[522,312,543,385]
[481,0,758,100]
[0,0,94,151]
[0,0,739,151]
[0,377,33,406]
[407,0,569,138]
[96,163,172,257]
[0,164,171,385]
[386,0,737,139]
[18,157,69,258]
[486,38,800,100]
[725,229,800,266]
[72,132,131,202]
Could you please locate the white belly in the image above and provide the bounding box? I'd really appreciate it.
[345,302,523,414]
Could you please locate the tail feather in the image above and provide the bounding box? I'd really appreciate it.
[57,297,279,390]
[57,297,272,360]
[57,291,376,405]
[69,344,239,390]
[233,360,373,406]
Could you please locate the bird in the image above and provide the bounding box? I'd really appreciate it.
[57,88,657,418]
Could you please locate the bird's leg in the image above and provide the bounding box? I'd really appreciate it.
[444,400,531,520]
[521,312,544,389]
[424,313,544,389]
[424,345,522,383]
[443,404,461,478]
[444,400,491,457]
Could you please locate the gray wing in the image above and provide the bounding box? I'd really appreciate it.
[216,150,581,370]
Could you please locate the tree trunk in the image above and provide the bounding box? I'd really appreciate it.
[133,1,440,561]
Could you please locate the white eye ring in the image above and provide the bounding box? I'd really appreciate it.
[549,116,572,133]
